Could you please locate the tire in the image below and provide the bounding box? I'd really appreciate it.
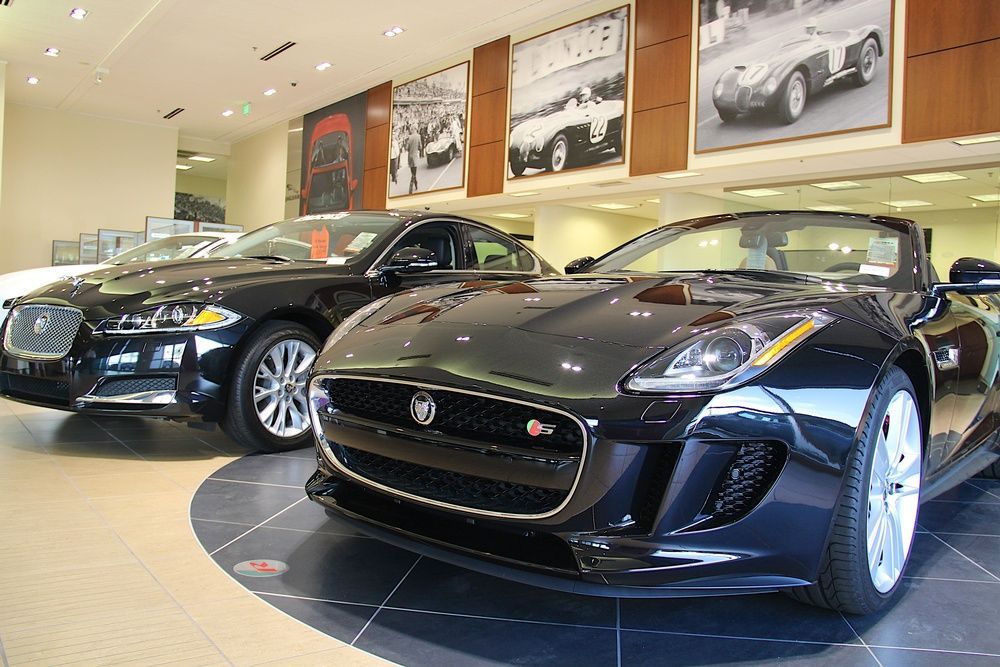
[777,71,807,124]
[510,159,526,176]
[548,134,569,172]
[853,38,878,87]
[223,321,321,453]
[717,108,739,123]
[785,366,923,614]
[978,459,1000,479]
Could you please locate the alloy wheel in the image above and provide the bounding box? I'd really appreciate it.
[866,390,922,593]
[552,139,568,171]
[788,79,805,116]
[253,338,317,438]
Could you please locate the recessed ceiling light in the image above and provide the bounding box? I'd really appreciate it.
[221,109,234,117]
[263,88,277,96]
[902,172,967,183]
[26,76,39,85]
[810,181,865,191]
[44,47,60,57]
[493,212,530,219]
[69,7,88,20]
[807,205,853,212]
[881,200,932,208]
[175,165,192,171]
[591,203,637,210]
[383,26,405,37]
[188,155,215,163]
[657,171,700,180]
[953,136,1000,146]
[969,194,1000,203]
[730,188,784,198]
[510,191,539,198]
[645,198,661,204]
[315,62,332,71]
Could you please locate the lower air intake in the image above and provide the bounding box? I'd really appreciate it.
[700,441,785,529]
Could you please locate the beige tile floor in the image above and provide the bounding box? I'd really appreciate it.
[0,398,393,666]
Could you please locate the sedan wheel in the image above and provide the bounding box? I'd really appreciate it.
[253,339,316,438]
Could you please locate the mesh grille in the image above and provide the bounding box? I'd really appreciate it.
[93,376,176,397]
[2,374,69,402]
[337,445,568,515]
[701,441,785,528]
[735,86,752,111]
[636,445,681,530]
[324,378,583,454]
[4,305,82,360]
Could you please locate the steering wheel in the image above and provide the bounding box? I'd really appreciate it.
[824,261,862,272]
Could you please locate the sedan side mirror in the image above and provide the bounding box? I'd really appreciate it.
[382,246,437,274]
[932,257,1000,295]
[565,256,595,275]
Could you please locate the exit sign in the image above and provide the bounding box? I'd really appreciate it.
[242,102,251,116]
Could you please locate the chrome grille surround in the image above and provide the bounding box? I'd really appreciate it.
[3,305,83,360]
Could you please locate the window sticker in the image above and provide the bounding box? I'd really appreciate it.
[325,257,348,265]
[745,238,768,270]
[344,231,378,253]
[866,237,899,265]
[859,263,891,277]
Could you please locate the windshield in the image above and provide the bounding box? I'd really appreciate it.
[311,131,350,167]
[589,213,916,289]
[307,166,350,213]
[211,214,399,262]
[105,235,214,265]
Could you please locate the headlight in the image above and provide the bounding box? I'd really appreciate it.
[763,77,778,95]
[713,81,724,98]
[101,303,242,334]
[622,312,835,393]
[320,295,394,354]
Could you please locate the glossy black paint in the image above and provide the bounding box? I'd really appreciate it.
[307,212,1000,596]
[0,212,554,422]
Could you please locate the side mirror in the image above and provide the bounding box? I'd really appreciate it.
[382,246,437,274]
[565,256,595,275]
[932,257,1000,295]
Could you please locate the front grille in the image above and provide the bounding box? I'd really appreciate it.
[636,445,682,530]
[338,445,567,515]
[1,374,69,402]
[4,305,82,360]
[93,376,176,397]
[323,378,583,454]
[735,85,752,111]
[700,441,785,529]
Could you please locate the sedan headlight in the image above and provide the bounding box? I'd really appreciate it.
[101,303,242,334]
[623,312,835,393]
[321,295,394,353]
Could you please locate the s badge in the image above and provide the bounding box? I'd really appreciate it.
[526,419,556,436]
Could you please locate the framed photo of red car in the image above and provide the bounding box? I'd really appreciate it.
[694,0,894,154]
[388,62,470,199]
[507,6,630,179]
[300,91,368,214]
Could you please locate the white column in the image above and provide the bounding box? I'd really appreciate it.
[657,192,726,225]
[534,205,658,272]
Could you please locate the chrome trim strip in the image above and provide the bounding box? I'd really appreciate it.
[309,373,589,520]
[77,390,177,406]
[2,343,68,361]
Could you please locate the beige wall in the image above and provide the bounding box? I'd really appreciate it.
[534,205,657,271]
[0,62,6,205]
[0,104,177,271]
[226,122,288,231]
[905,208,1000,278]
[176,173,226,200]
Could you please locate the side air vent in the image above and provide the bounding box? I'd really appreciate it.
[163,108,185,120]
[696,441,786,530]
[260,41,296,61]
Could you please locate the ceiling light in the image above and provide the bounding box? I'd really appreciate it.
[645,198,661,204]
[263,88,277,96]
[26,76,39,85]
[730,188,784,198]
[69,7,88,20]
[315,62,332,71]
[953,136,1000,146]
[881,200,932,208]
[807,205,853,212]
[510,191,539,198]
[493,212,530,219]
[969,194,1000,202]
[188,155,215,163]
[175,165,192,171]
[810,181,864,191]
[657,171,700,180]
[902,172,967,183]
[44,47,60,57]
[221,109,234,117]
[383,26,405,37]
[591,203,637,210]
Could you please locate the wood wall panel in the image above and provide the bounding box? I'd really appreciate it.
[632,35,690,113]
[903,39,1000,143]
[468,37,509,197]
[363,124,388,169]
[906,0,1000,57]
[630,104,688,176]
[472,37,510,96]
[629,0,691,176]
[363,82,391,208]
[366,82,392,130]
[362,166,387,210]
[469,88,507,147]
[467,142,505,198]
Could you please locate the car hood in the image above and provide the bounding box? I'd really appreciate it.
[17,257,352,320]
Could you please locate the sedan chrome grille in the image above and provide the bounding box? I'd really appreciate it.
[3,305,83,360]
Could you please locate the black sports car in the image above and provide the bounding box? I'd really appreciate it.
[712,25,885,124]
[508,99,624,176]
[0,212,554,451]
[306,211,999,614]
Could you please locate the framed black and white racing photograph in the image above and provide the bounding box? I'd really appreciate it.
[389,62,469,198]
[695,0,893,153]
[508,6,629,179]
[51,240,80,266]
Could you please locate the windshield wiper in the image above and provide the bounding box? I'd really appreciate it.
[696,269,824,285]
[243,254,292,262]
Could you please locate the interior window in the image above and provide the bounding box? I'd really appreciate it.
[389,224,458,269]
[468,227,527,271]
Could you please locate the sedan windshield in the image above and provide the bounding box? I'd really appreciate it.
[105,235,216,265]
[212,214,399,262]
[589,213,916,289]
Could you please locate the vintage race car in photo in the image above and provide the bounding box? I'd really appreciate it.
[712,25,885,124]
[425,133,461,167]
[508,99,624,176]
[306,211,999,614]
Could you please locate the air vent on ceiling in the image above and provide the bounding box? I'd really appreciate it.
[163,108,185,120]
[592,180,629,188]
[177,150,199,159]
[260,41,296,61]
